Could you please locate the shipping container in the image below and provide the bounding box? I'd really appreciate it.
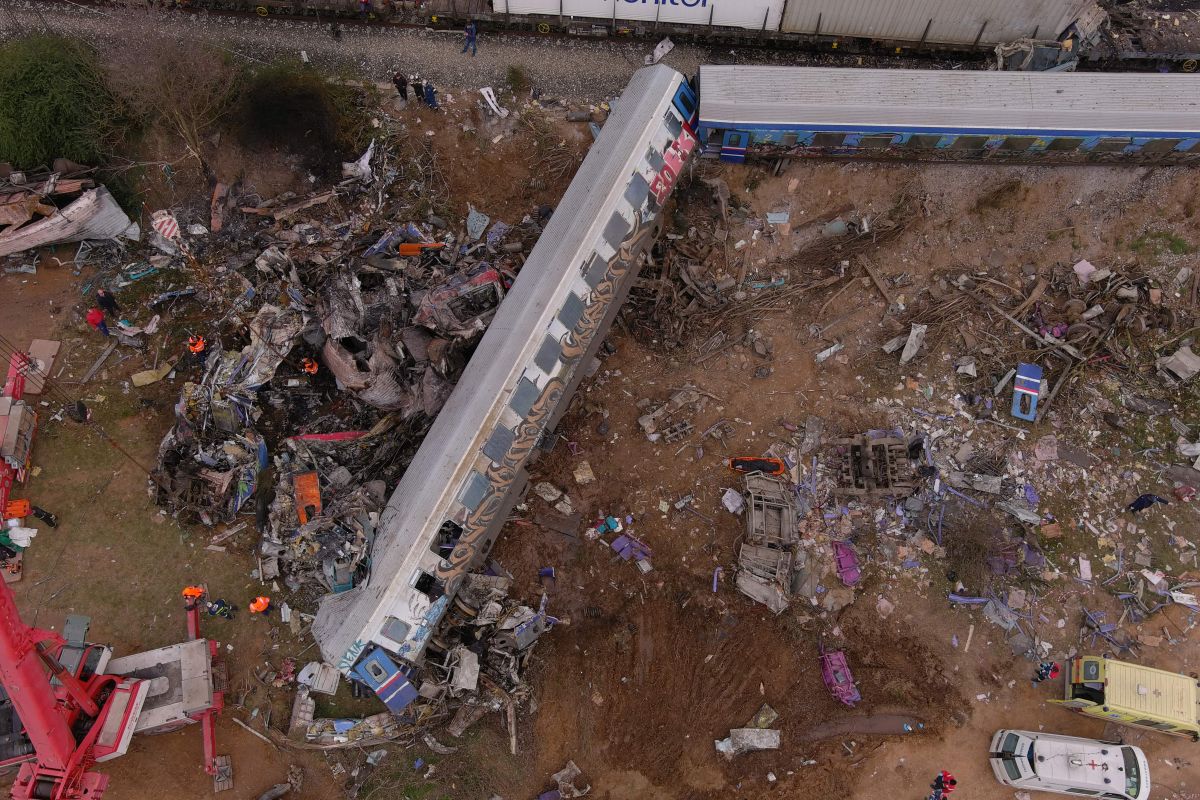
[779,0,1094,46]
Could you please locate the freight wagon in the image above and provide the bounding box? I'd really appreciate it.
[152,0,1103,61]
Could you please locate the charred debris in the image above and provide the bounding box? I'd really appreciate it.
[146,139,547,595]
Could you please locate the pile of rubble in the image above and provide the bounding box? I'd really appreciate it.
[144,140,553,593]
[288,571,554,751]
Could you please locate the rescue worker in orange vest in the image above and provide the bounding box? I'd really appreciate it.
[182,585,206,610]
[187,335,207,367]
[301,358,318,375]
[250,595,272,616]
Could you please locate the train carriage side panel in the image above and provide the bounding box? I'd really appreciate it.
[779,0,1098,46]
[497,0,784,31]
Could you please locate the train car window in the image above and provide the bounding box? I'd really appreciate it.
[782,133,798,147]
[812,133,845,147]
[1093,137,1132,153]
[859,135,895,149]
[646,147,665,171]
[724,133,745,148]
[603,211,632,248]
[510,375,541,417]
[458,471,490,513]
[431,520,465,557]
[1001,136,1037,151]
[534,335,562,373]
[906,135,941,149]
[558,292,586,331]
[663,111,683,139]
[1046,137,1084,151]
[584,253,610,288]
[624,173,650,210]
[1140,138,1182,154]
[482,425,516,464]
[380,616,410,643]
[950,135,989,150]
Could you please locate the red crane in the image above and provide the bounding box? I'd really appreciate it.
[0,576,148,800]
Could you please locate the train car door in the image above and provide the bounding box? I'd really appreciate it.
[720,131,747,163]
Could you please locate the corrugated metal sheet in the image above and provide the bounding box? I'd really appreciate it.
[698,66,1200,135]
[780,0,1095,45]
[497,0,783,31]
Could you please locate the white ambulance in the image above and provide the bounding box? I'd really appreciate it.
[988,729,1150,800]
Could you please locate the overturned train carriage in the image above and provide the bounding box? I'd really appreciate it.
[696,65,1200,164]
[313,65,698,683]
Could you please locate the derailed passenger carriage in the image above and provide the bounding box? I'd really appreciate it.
[696,65,1200,165]
[311,65,698,705]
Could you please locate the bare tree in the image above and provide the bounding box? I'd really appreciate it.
[106,34,242,184]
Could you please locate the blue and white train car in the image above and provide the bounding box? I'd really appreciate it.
[312,65,699,698]
[696,66,1200,164]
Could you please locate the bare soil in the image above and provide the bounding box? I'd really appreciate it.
[4,91,1200,800]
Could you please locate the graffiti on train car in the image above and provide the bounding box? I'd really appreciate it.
[650,126,698,204]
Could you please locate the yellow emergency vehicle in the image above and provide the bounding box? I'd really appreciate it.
[1051,656,1200,741]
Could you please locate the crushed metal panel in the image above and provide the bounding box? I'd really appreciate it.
[1158,345,1200,384]
[738,542,793,583]
[735,571,790,614]
[744,473,797,546]
[832,434,914,496]
[0,187,137,258]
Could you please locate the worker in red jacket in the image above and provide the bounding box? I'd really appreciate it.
[86,307,109,337]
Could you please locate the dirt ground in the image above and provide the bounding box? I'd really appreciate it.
[4,90,1200,800]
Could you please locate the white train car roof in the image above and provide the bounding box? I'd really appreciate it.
[698,66,1200,138]
[313,64,687,668]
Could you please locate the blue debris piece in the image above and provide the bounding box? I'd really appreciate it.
[1011,362,1043,421]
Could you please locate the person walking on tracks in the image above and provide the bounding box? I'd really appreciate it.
[462,20,478,56]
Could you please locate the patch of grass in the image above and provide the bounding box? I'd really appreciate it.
[506,64,529,95]
[1130,230,1194,256]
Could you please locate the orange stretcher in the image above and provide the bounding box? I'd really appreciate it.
[293,471,322,525]
[725,457,787,476]
[396,242,446,257]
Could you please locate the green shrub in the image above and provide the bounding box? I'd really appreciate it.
[0,35,122,169]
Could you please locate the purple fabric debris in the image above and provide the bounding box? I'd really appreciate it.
[712,566,722,593]
[819,650,862,707]
[1024,484,1040,508]
[611,533,651,562]
[948,593,990,604]
[834,541,862,586]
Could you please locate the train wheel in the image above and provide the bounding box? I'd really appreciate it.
[255,5,268,16]
[537,22,550,34]
[1183,59,1198,73]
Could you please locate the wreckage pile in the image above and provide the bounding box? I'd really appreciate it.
[288,571,554,752]
[146,140,549,595]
